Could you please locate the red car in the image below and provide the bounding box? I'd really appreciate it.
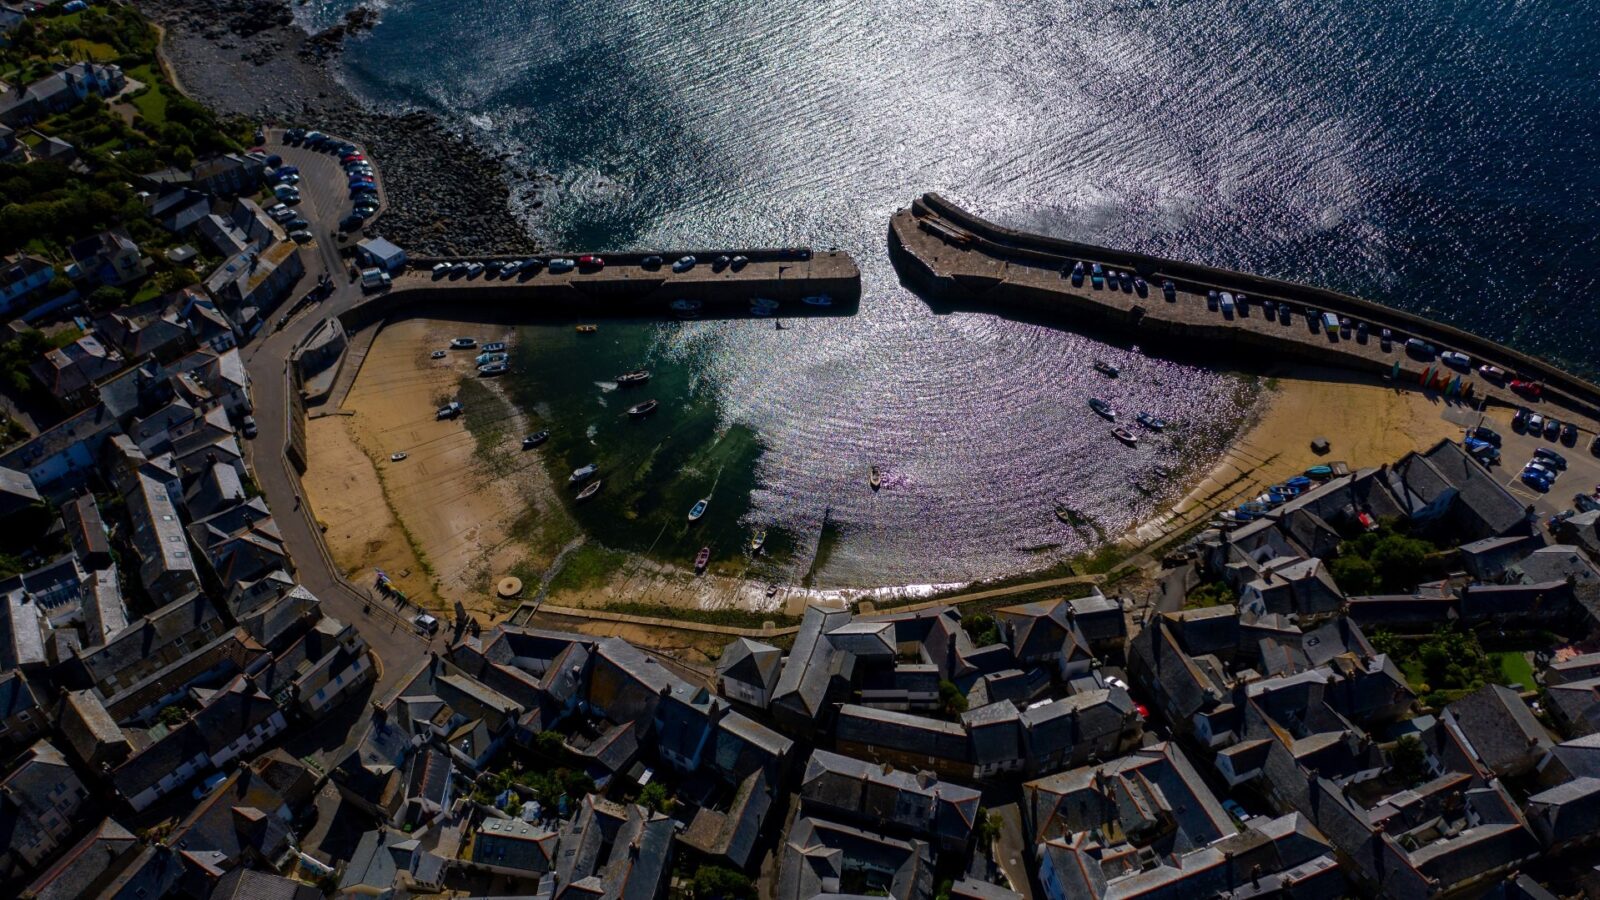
[1509,379,1543,398]
[577,255,605,269]
[341,153,365,162]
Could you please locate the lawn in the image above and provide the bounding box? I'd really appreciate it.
[62,39,119,61]
[126,65,169,124]
[1490,651,1536,690]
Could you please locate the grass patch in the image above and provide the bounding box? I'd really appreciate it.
[126,64,169,124]
[1491,651,1535,690]
[547,543,628,596]
[600,601,800,631]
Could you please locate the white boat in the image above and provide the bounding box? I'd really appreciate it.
[801,295,833,307]
[478,363,508,376]
[688,498,709,521]
[569,464,597,485]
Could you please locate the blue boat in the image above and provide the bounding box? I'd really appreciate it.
[1236,501,1269,521]
[1284,475,1313,490]
[688,498,709,522]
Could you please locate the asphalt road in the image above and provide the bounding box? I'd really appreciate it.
[240,131,430,712]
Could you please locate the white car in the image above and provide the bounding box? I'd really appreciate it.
[414,613,440,635]
[432,262,450,276]
[672,255,697,272]
[1439,351,1471,369]
[1105,676,1130,691]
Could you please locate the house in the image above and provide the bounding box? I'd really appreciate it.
[0,740,88,880]
[68,229,149,287]
[835,704,971,779]
[0,403,118,498]
[357,236,407,272]
[18,817,141,900]
[122,459,200,604]
[73,593,225,695]
[29,333,124,406]
[1440,684,1554,777]
[111,675,288,811]
[777,816,934,900]
[338,828,413,897]
[716,637,782,708]
[0,672,44,755]
[162,767,297,894]
[60,494,111,569]
[94,293,198,362]
[1387,440,1531,540]
[252,616,372,718]
[1239,556,1345,620]
[145,186,211,233]
[203,242,304,329]
[1524,777,1600,851]
[471,817,559,876]
[1023,742,1235,849]
[0,465,42,520]
[770,603,854,731]
[168,345,252,415]
[1,589,49,672]
[800,748,981,851]
[188,497,288,587]
[994,597,1094,678]
[0,254,55,317]
[0,62,124,126]
[189,153,264,196]
[1548,677,1600,737]
[210,869,321,900]
[56,689,132,771]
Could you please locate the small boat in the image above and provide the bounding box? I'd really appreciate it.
[615,370,651,387]
[1089,398,1117,420]
[476,351,508,365]
[1285,475,1313,490]
[569,464,597,485]
[390,452,407,462]
[449,337,477,349]
[575,324,598,333]
[478,363,508,376]
[688,498,709,521]
[522,431,549,449]
[694,546,711,572]
[1304,465,1334,480]
[1055,504,1087,527]
[750,297,780,310]
[750,306,772,317]
[1237,501,1269,520]
[801,295,833,307]
[1093,361,1120,378]
[430,350,447,359]
[766,582,779,598]
[1135,412,1167,431]
[575,479,602,501]
[869,466,882,491]
[1112,426,1139,446]
[627,399,658,418]
[669,298,703,312]
[1152,465,1173,479]
[482,342,507,353]
[748,528,767,554]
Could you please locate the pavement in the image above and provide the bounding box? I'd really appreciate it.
[240,129,428,707]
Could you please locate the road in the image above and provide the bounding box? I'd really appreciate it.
[239,130,429,710]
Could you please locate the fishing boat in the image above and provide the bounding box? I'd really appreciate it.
[688,498,709,521]
[522,431,549,449]
[575,324,598,333]
[1135,412,1168,431]
[615,370,651,387]
[575,479,602,501]
[477,362,509,377]
[694,546,711,572]
[748,528,767,554]
[669,298,703,312]
[1089,398,1117,420]
[1093,360,1120,378]
[869,465,882,491]
[627,399,658,418]
[1112,426,1139,446]
[569,463,597,485]
[801,295,833,307]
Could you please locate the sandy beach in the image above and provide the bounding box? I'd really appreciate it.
[302,317,566,618]
[1132,367,1471,546]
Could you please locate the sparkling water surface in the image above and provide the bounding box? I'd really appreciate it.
[300,0,1600,587]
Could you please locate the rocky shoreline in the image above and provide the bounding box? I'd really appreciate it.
[140,0,540,256]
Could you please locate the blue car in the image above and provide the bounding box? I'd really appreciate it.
[1521,469,1553,492]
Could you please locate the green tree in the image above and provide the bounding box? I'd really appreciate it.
[1329,555,1377,594]
[938,679,968,715]
[87,284,126,310]
[1186,580,1236,608]
[158,705,187,726]
[690,865,754,899]
[638,781,673,814]
[1391,735,1428,786]
[975,810,1003,846]
[1369,533,1430,590]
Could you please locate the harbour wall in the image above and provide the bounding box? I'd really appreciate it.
[890,193,1600,427]
[338,248,861,333]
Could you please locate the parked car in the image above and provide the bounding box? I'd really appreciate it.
[1545,418,1562,441]
[289,229,314,244]
[285,216,309,231]
[548,258,576,273]
[672,255,697,272]
[240,415,258,439]
[465,262,484,277]
[1591,434,1600,457]
[1534,448,1567,469]
[642,255,663,268]
[414,613,440,635]
[1513,408,1530,431]
[1521,469,1553,492]
[1479,364,1507,381]
[1510,379,1543,398]
[1404,338,1436,358]
[1561,422,1579,446]
[432,262,450,278]
[1528,414,1545,435]
[577,254,604,269]
[1439,351,1471,369]
[1467,425,1501,447]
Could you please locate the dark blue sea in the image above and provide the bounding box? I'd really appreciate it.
[299,0,1600,588]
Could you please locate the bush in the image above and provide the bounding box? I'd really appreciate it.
[691,865,753,899]
[1329,555,1377,594]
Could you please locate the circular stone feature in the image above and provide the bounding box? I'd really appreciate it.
[496,576,523,599]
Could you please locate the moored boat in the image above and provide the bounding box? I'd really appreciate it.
[869,465,881,491]
[801,295,833,307]
[1304,465,1334,480]
[475,351,508,365]
[576,479,602,501]
[576,324,598,333]
[688,498,709,521]
[1112,426,1139,446]
[750,297,780,310]
[1093,360,1120,378]
[669,298,703,312]
[694,546,711,572]
[522,431,549,449]
[627,399,658,418]
[615,370,651,387]
[1135,411,1167,431]
[1089,398,1117,420]
[478,362,508,376]
[748,528,767,554]
[569,463,597,485]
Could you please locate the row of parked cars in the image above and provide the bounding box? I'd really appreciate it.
[281,127,380,235]
[429,255,609,280]
[1512,407,1582,447]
